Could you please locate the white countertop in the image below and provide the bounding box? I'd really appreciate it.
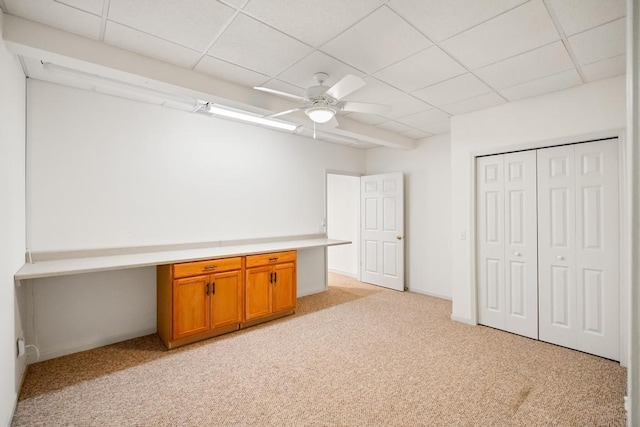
[15,238,350,280]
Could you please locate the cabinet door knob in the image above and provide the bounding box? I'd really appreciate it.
[397,236,402,240]
[557,255,565,261]
[514,252,521,256]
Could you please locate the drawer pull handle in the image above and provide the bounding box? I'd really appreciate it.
[204,265,217,271]
[205,283,210,295]
[211,282,215,295]
[274,272,277,283]
[269,257,279,262]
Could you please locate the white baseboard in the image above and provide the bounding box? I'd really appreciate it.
[408,288,452,300]
[327,269,358,279]
[27,328,156,364]
[450,315,477,326]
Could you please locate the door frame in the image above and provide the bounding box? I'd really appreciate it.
[469,128,630,367]
[324,170,362,288]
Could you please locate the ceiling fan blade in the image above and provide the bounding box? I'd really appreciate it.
[342,101,391,115]
[324,74,366,100]
[321,116,340,128]
[253,86,307,102]
[266,107,301,118]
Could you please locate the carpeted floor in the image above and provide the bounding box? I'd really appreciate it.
[13,273,627,426]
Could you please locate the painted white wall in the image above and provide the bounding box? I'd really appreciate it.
[450,76,627,323]
[0,12,26,426]
[366,134,452,298]
[327,174,359,278]
[24,80,366,361]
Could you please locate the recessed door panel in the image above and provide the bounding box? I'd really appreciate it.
[582,186,602,250]
[364,240,378,273]
[509,261,525,317]
[582,269,603,334]
[551,266,569,327]
[550,188,569,247]
[383,197,397,231]
[486,258,501,311]
[365,198,378,230]
[382,242,397,277]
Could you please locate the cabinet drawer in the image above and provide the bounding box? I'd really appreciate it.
[173,257,242,278]
[245,251,296,268]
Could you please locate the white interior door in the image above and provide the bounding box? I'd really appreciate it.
[360,173,404,291]
[538,139,619,360]
[477,151,538,338]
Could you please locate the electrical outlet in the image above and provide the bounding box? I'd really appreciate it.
[17,338,25,357]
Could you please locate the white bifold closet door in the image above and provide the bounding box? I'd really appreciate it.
[477,150,538,339]
[537,139,619,360]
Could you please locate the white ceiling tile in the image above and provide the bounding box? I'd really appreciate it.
[500,69,582,101]
[413,73,492,106]
[397,109,450,130]
[569,18,626,66]
[194,55,270,87]
[375,121,414,133]
[259,79,306,98]
[582,55,626,82]
[548,0,626,36]
[276,51,364,89]
[104,22,202,68]
[401,129,432,140]
[321,6,432,73]
[5,0,101,39]
[475,41,574,89]
[342,77,404,104]
[55,0,104,15]
[209,14,313,76]
[388,0,527,42]
[219,0,249,9]
[374,46,467,92]
[385,94,432,120]
[440,0,559,70]
[440,92,506,115]
[243,0,382,47]
[422,120,451,134]
[108,0,235,51]
[343,113,388,126]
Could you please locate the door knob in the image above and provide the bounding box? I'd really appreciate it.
[514,252,521,256]
[397,236,402,240]
[557,255,565,260]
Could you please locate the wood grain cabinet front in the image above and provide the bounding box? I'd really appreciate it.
[157,257,243,349]
[244,251,296,324]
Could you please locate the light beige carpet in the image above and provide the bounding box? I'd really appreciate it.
[13,273,626,426]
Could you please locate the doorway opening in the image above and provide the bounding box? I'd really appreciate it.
[326,173,360,281]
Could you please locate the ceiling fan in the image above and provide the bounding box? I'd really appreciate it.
[254,72,391,126]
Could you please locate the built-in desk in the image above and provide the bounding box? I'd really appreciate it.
[14,235,350,280]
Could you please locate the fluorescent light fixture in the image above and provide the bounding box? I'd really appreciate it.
[204,103,297,131]
[305,106,336,123]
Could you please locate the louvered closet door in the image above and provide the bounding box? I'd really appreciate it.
[477,151,537,338]
[537,139,619,360]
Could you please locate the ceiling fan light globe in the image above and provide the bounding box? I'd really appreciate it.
[305,106,335,123]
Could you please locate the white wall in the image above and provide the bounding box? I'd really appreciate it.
[327,174,359,277]
[366,134,452,298]
[450,76,627,323]
[25,80,366,361]
[0,12,26,427]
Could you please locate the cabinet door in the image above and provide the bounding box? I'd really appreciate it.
[245,266,272,321]
[272,263,296,313]
[211,270,242,328]
[173,275,210,340]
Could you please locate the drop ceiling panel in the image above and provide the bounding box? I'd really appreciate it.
[209,14,313,76]
[343,113,387,126]
[5,0,101,39]
[475,41,574,90]
[320,6,432,74]
[582,55,626,82]
[388,0,527,42]
[568,18,626,66]
[440,0,559,70]
[243,0,382,47]
[56,0,104,15]
[276,51,364,89]
[219,0,249,9]
[104,22,202,68]
[441,92,506,115]
[547,0,626,36]
[413,73,492,106]
[423,120,451,134]
[342,77,405,104]
[397,108,450,130]
[499,69,581,101]
[194,56,270,88]
[401,129,432,140]
[375,46,467,92]
[375,121,414,134]
[385,94,432,119]
[259,79,306,98]
[108,0,235,51]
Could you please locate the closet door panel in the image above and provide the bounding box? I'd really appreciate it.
[477,155,505,330]
[504,151,538,339]
[538,145,577,349]
[574,140,619,360]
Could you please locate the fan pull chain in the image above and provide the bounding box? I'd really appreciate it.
[313,121,316,139]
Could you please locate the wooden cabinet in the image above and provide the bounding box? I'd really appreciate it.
[245,251,296,323]
[157,257,243,349]
[157,250,297,349]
